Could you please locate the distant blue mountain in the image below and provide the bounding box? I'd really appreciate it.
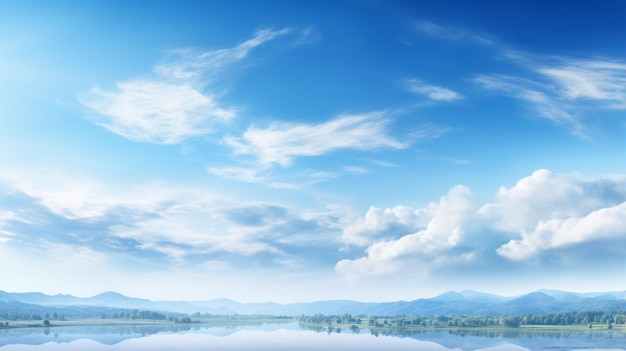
[1,289,625,316]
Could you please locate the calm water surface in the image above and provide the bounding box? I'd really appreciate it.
[0,322,623,351]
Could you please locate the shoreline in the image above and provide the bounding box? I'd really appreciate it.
[3,317,623,333]
[296,320,626,333]
[0,317,292,329]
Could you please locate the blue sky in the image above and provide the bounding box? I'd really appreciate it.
[0,0,624,303]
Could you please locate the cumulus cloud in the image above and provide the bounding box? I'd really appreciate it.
[406,79,463,101]
[341,205,429,247]
[80,28,290,144]
[497,202,626,260]
[480,169,626,233]
[336,169,626,278]
[336,185,474,276]
[5,167,624,279]
[480,169,626,260]
[224,111,408,167]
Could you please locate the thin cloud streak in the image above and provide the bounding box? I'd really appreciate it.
[224,111,408,167]
[154,28,291,82]
[473,74,585,136]
[206,166,265,184]
[417,20,626,138]
[473,56,626,138]
[537,59,626,109]
[406,79,463,101]
[414,21,494,45]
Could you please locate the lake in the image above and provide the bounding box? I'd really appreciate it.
[0,322,624,350]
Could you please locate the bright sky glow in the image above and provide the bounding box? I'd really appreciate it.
[0,0,624,303]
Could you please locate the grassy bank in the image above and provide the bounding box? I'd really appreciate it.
[0,316,292,329]
[297,318,626,333]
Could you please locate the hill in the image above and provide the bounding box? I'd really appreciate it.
[1,289,625,317]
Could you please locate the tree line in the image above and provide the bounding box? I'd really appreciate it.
[297,311,625,328]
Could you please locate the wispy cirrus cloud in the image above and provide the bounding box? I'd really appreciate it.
[473,74,585,136]
[474,57,626,138]
[224,111,409,167]
[206,166,265,184]
[154,28,291,82]
[415,21,494,45]
[537,59,626,109]
[406,79,463,101]
[415,20,626,138]
[80,28,290,144]
[343,166,369,174]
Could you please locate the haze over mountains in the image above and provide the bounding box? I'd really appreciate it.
[1,290,625,317]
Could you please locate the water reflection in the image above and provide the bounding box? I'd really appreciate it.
[0,321,290,347]
[0,322,623,351]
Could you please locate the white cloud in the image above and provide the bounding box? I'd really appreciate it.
[224,111,408,166]
[416,20,625,100]
[366,159,399,168]
[479,169,626,260]
[473,75,584,135]
[497,202,626,260]
[267,170,340,189]
[474,58,626,138]
[343,166,369,174]
[0,168,117,218]
[154,28,291,82]
[336,185,474,276]
[296,26,321,45]
[337,169,626,278]
[480,169,626,233]
[207,166,265,183]
[414,21,493,45]
[407,79,463,101]
[341,205,429,247]
[80,28,290,144]
[538,60,626,109]
[0,169,343,266]
[81,81,235,144]
[416,21,625,138]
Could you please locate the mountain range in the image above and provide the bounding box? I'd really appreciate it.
[1,289,625,317]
